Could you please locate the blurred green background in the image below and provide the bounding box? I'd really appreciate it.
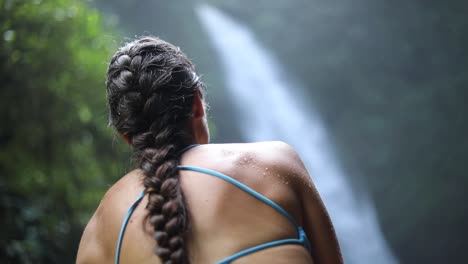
[1,0,466,263]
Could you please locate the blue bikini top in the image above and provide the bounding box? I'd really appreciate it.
[115,151,311,264]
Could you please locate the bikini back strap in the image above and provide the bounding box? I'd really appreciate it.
[177,165,300,229]
[178,165,311,263]
[217,230,309,264]
[116,164,311,264]
[115,191,145,264]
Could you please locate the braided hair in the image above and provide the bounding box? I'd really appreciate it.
[106,36,204,264]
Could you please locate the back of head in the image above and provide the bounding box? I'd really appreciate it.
[106,36,203,264]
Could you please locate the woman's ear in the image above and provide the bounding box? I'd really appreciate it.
[192,91,205,119]
[120,134,132,145]
[190,91,210,144]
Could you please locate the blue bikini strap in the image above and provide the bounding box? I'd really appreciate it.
[217,229,309,264]
[178,165,300,227]
[115,190,145,264]
[116,160,311,264]
[178,165,311,263]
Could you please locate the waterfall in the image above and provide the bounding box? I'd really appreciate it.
[196,4,397,264]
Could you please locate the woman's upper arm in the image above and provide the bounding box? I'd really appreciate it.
[298,174,343,264]
[278,142,343,264]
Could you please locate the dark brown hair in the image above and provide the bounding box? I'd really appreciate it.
[106,36,203,263]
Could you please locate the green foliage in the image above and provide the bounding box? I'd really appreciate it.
[0,0,127,262]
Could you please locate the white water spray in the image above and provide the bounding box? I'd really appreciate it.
[196,4,397,264]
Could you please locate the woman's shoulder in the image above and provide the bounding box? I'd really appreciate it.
[184,141,311,198]
[192,141,301,161]
[193,141,308,177]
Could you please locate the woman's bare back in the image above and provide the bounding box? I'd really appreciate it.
[77,141,341,263]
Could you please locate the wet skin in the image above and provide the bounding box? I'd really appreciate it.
[77,141,343,264]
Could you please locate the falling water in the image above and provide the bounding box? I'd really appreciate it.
[196,4,397,264]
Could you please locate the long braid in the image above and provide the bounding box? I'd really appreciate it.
[106,36,203,263]
[134,131,187,263]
